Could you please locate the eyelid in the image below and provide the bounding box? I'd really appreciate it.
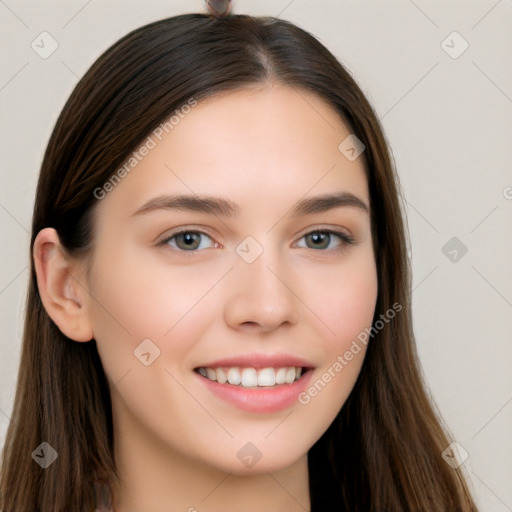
[295,224,354,242]
[293,227,356,250]
[156,224,356,253]
[155,225,217,244]
[156,228,218,255]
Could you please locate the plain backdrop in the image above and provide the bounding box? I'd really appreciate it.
[1,1,511,510]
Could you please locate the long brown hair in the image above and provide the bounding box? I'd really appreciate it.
[0,12,477,511]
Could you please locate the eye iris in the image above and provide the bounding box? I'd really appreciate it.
[306,232,330,249]
[176,232,201,250]
[169,230,341,251]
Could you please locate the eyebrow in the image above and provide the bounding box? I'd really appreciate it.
[131,191,369,218]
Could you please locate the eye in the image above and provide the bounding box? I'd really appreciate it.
[158,227,355,253]
[159,230,217,252]
[295,229,355,250]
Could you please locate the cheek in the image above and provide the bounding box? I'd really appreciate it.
[294,251,377,423]
[85,243,222,377]
[329,270,378,342]
[304,251,378,346]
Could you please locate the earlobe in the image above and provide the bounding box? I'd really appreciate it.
[33,227,94,342]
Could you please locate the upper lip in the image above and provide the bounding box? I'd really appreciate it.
[196,352,315,370]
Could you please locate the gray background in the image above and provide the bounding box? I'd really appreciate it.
[1,1,511,510]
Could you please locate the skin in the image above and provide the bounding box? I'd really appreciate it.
[34,83,378,512]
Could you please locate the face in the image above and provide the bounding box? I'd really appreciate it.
[81,84,378,475]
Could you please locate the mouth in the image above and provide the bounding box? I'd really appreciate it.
[194,365,312,389]
[193,354,315,413]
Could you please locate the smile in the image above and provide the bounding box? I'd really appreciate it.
[193,352,315,413]
[196,366,303,388]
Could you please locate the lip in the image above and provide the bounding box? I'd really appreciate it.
[194,353,315,414]
[196,369,313,413]
[196,352,314,370]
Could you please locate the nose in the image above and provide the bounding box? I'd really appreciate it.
[223,247,301,333]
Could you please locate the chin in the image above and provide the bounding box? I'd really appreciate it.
[200,442,309,476]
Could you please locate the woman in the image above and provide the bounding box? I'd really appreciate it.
[0,8,478,512]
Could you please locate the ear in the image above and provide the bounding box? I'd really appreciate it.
[33,227,94,342]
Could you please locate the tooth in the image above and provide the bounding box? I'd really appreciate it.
[257,367,276,386]
[227,367,241,385]
[241,368,258,387]
[216,367,228,384]
[275,367,287,385]
[204,366,303,386]
[285,367,296,384]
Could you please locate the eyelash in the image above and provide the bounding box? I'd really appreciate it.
[157,227,356,254]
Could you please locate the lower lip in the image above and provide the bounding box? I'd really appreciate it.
[196,369,314,414]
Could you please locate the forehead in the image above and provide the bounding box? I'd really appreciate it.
[94,84,369,219]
